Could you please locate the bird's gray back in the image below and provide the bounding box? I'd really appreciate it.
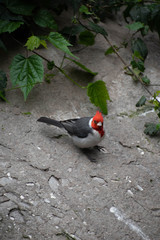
[61,117,92,138]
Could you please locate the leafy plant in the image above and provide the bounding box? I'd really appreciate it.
[0,0,111,114]
[1,0,160,124]
[136,91,160,136]
[144,122,160,136]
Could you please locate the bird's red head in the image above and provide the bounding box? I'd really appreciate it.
[91,111,104,137]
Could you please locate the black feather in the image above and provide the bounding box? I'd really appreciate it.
[37,117,63,128]
[61,117,92,138]
[37,116,92,138]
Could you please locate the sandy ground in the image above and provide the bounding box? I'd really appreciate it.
[0,15,160,240]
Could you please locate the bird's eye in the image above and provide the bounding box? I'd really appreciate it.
[94,120,97,124]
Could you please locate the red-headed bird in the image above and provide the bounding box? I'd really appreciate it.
[37,111,104,148]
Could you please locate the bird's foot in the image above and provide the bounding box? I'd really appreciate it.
[94,145,108,153]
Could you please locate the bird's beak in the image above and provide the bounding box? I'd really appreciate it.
[97,122,102,126]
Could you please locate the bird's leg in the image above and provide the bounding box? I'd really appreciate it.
[81,148,97,162]
[94,145,108,153]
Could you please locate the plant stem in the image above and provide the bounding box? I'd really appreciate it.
[11,36,87,89]
[104,35,154,96]
[78,19,158,98]
[58,68,87,89]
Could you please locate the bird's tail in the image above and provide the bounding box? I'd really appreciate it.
[37,117,63,128]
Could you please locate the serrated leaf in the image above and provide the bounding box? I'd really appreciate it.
[89,21,108,36]
[10,54,44,101]
[5,0,35,16]
[39,39,47,49]
[79,30,95,46]
[144,122,160,136]
[142,76,150,85]
[33,9,57,30]
[79,5,92,15]
[105,45,119,55]
[136,96,146,107]
[131,60,145,72]
[48,32,78,59]
[25,36,47,51]
[0,19,23,34]
[126,22,144,31]
[87,80,110,115]
[131,38,148,60]
[65,57,97,76]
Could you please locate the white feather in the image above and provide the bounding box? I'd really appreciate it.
[72,130,102,148]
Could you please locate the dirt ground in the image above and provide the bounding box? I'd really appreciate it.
[0,14,160,240]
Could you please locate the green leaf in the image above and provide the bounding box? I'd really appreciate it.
[89,21,108,36]
[39,40,47,49]
[151,8,160,37]
[0,19,23,34]
[47,61,55,70]
[48,32,78,59]
[105,45,119,55]
[25,36,47,51]
[0,5,23,21]
[65,57,97,76]
[0,70,7,100]
[141,25,149,36]
[133,50,144,60]
[131,60,145,72]
[0,39,7,51]
[126,22,144,31]
[131,38,148,60]
[10,54,44,101]
[22,112,31,115]
[132,68,141,79]
[79,5,92,15]
[144,122,160,136]
[156,123,160,130]
[87,80,110,115]
[33,9,57,30]
[79,30,95,46]
[5,0,35,16]
[142,76,150,85]
[129,5,150,25]
[136,96,146,107]
[0,91,7,101]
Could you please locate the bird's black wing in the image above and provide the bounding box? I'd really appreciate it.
[61,117,92,138]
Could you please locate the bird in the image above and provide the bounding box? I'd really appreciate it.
[37,111,105,149]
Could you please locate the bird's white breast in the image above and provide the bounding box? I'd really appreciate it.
[72,129,103,148]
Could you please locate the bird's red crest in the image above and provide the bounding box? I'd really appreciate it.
[93,111,103,122]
